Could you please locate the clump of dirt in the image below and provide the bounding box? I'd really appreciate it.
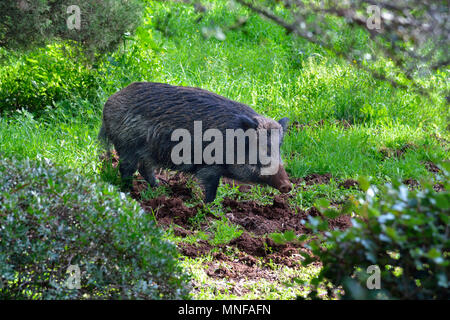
[204,251,279,282]
[178,240,214,258]
[140,196,204,227]
[424,161,441,173]
[379,143,415,159]
[130,178,147,196]
[224,197,304,236]
[339,179,359,189]
[338,119,352,129]
[291,173,332,186]
[180,231,309,271]
[229,232,268,257]
[131,171,194,201]
[328,213,354,230]
[401,179,445,192]
[229,232,307,267]
[223,195,351,236]
[403,178,419,189]
[173,226,193,238]
[163,173,194,200]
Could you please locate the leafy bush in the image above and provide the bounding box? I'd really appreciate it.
[0,157,190,299]
[302,168,449,299]
[0,0,143,58]
[0,0,143,114]
[0,46,100,115]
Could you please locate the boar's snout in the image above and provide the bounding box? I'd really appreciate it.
[266,165,292,193]
[278,183,292,193]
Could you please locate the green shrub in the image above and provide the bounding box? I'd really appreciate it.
[302,168,449,300]
[0,46,100,115]
[0,157,190,299]
[0,0,143,58]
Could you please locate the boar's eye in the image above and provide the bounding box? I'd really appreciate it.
[278,117,289,132]
[239,115,258,130]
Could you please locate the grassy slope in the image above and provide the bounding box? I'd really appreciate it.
[0,0,448,299]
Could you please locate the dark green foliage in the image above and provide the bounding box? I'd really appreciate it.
[0,0,50,49]
[0,0,143,59]
[332,89,366,124]
[0,0,144,114]
[0,157,190,299]
[302,167,449,299]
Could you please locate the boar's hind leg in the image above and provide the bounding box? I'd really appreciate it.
[138,161,158,187]
[196,167,222,203]
[119,158,137,190]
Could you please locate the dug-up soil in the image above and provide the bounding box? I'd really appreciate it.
[103,152,444,285]
[123,165,353,277]
[104,151,357,286]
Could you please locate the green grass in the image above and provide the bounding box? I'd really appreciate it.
[284,123,447,181]
[0,0,448,300]
[210,218,243,246]
[0,107,101,174]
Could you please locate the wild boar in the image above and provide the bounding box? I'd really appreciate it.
[99,82,292,202]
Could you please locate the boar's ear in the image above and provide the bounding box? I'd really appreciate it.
[239,115,258,130]
[278,117,289,132]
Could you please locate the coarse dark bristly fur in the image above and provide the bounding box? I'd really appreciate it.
[99,82,292,202]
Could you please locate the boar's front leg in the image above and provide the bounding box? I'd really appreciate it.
[119,158,138,190]
[196,167,222,203]
[138,160,159,187]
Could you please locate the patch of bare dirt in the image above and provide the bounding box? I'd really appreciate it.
[204,252,279,283]
[178,240,214,258]
[127,166,351,272]
[132,171,194,201]
[403,178,419,189]
[230,233,310,267]
[140,195,204,227]
[223,196,352,236]
[433,183,445,192]
[133,172,351,277]
[101,150,352,282]
[290,173,332,186]
[402,178,446,192]
[289,119,352,132]
[203,248,307,282]
[173,226,193,238]
[379,143,415,159]
[424,161,441,173]
[179,232,310,275]
[339,179,359,189]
